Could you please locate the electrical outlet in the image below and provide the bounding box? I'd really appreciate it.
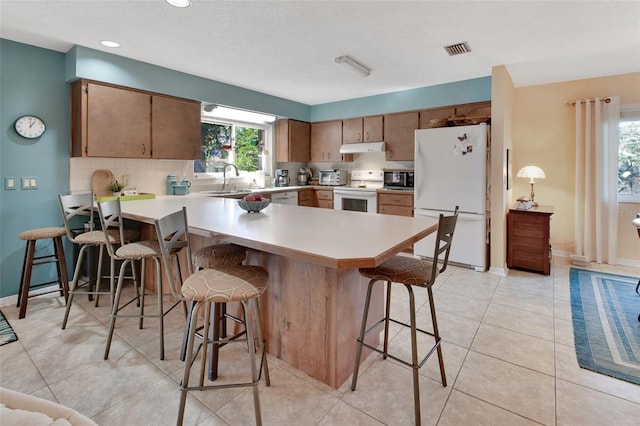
[5,177,16,190]
[22,177,37,190]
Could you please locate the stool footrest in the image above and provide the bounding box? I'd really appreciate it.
[359,316,442,369]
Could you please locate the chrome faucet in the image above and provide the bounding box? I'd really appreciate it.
[222,163,239,190]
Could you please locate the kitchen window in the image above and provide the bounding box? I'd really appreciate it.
[618,107,640,203]
[194,106,274,177]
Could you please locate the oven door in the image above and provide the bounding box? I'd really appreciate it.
[333,189,377,213]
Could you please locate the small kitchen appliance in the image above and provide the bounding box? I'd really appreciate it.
[383,169,414,190]
[319,169,348,186]
[275,169,290,187]
[297,168,312,185]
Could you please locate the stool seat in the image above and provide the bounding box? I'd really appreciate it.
[192,244,247,269]
[19,227,66,240]
[360,256,438,287]
[116,240,161,259]
[181,266,268,303]
[17,227,69,319]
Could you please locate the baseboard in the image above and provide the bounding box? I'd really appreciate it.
[0,284,64,308]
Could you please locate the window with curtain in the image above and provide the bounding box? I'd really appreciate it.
[618,107,640,203]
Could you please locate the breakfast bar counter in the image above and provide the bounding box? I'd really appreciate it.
[120,194,438,388]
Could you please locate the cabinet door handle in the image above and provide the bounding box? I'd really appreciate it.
[142,143,146,155]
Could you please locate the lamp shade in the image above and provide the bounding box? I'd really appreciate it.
[517,165,546,180]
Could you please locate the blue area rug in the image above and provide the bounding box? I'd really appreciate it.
[0,309,18,346]
[570,268,640,385]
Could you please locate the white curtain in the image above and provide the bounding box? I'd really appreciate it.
[572,96,620,265]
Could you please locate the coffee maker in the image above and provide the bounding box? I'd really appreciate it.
[275,169,290,187]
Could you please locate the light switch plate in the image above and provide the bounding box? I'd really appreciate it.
[22,177,37,190]
[5,177,16,190]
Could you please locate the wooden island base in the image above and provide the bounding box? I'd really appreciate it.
[247,250,382,389]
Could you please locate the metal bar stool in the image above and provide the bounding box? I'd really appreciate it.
[155,207,270,426]
[58,192,138,329]
[98,198,183,360]
[17,227,69,319]
[351,206,459,426]
[183,243,248,380]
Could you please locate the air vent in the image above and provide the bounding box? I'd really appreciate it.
[444,42,471,56]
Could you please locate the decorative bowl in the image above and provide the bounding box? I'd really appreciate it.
[237,199,270,213]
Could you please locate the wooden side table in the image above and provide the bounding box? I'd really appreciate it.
[507,205,554,275]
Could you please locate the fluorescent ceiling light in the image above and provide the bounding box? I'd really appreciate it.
[335,55,371,77]
[100,40,120,48]
[202,105,276,123]
[166,0,191,7]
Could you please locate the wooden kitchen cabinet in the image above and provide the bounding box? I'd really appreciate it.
[507,206,554,275]
[311,120,348,162]
[71,80,200,159]
[151,94,201,159]
[315,188,334,209]
[419,107,455,129]
[72,80,151,158]
[378,191,414,217]
[298,188,314,207]
[383,112,419,161]
[342,116,383,144]
[275,119,311,162]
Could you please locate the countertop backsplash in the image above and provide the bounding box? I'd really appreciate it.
[70,157,194,195]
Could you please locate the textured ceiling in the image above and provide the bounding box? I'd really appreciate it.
[1,0,639,105]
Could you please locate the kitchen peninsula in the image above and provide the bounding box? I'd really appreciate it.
[119,195,438,388]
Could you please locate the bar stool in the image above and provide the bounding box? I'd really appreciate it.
[58,192,138,329]
[16,227,69,319]
[184,243,248,380]
[351,207,458,426]
[98,198,182,360]
[155,207,270,426]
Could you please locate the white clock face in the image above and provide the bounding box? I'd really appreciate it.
[14,115,46,139]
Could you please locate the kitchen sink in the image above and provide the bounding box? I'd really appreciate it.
[200,189,251,198]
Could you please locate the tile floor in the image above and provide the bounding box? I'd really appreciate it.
[1,257,639,425]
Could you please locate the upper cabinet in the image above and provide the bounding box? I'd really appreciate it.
[342,116,383,144]
[311,120,345,162]
[151,95,201,159]
[72,81,151,158]
[275,119,310,162]
[419,107,456,129]
[383,112,419,161]
[71,80,200,159]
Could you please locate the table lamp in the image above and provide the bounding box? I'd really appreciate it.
[517,165,546,206]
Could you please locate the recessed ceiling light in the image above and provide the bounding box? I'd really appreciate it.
[166,0,191,7]
[100,40,120,48]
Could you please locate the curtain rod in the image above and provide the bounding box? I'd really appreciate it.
[565,98,611,107]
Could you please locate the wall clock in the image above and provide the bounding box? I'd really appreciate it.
[14,115,46,139]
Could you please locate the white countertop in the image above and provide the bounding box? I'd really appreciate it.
[120,194,438,269]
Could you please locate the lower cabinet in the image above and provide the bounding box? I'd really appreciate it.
[315,188,334,209]
[298,188,314,207]
[507,206,554,275]
[377,191,414,217]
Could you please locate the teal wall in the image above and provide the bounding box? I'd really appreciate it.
[0,39,491,298]
[1,39,71,298]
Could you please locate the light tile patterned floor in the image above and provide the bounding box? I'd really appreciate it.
[1,257,639,425]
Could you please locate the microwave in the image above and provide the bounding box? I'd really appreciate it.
[319,169,348,186]
[383,170,414,190]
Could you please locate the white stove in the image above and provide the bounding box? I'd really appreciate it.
[333,170,383,213]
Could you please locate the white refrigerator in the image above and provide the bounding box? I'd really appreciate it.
[413,123,489,271]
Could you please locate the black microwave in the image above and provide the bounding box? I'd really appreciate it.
[383,170,414,190]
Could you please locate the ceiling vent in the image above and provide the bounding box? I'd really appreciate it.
[444,42,471,56]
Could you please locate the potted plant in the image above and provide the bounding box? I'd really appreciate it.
[108,181,125,196]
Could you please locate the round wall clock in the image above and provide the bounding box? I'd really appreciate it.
[14,115,46,139]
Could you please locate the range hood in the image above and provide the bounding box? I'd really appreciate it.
[339,141,386,154]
